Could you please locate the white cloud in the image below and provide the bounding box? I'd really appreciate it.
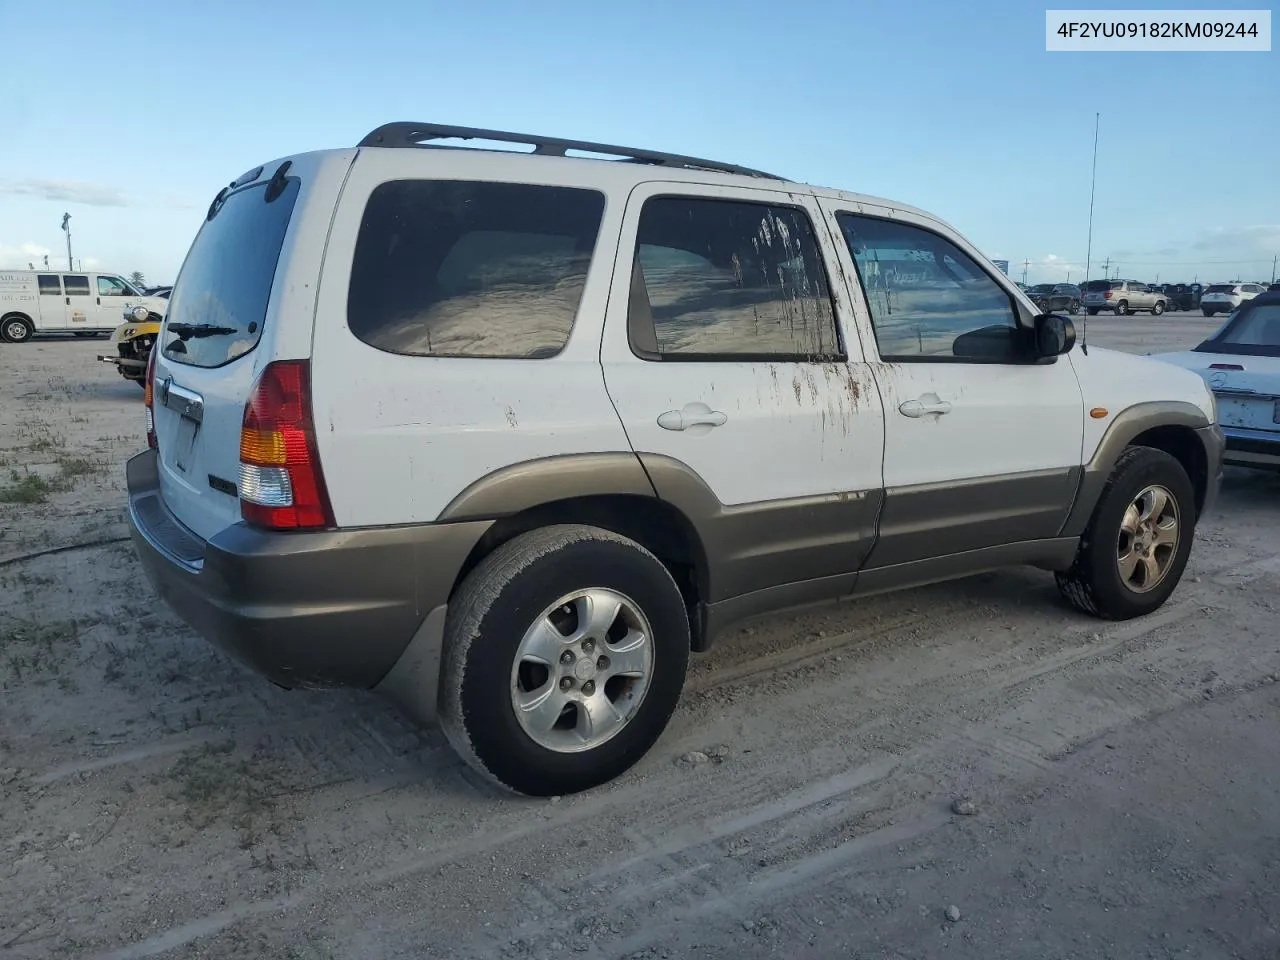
[0,242,53,269]
[0,178,130,207]
[1192,224,1280,252]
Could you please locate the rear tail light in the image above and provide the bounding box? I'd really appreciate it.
[144,344,158,450]
[1103,290,1113,299]
[238,360,334,530]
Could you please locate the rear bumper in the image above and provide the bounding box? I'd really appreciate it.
[1221,426,1280,470]
[125,449,492,690]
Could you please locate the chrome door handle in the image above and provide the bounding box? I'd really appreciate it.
[899,395,952,418]
[657,403,728,431]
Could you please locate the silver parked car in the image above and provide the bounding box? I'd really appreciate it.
[1083,279,1169,316]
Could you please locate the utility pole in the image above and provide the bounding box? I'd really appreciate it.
[61,213,72,270]
[1022,259,1031,284]
[1100,256,1112,278]
[1272,254,1277,284]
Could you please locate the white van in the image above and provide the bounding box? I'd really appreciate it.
[0,270,168,343]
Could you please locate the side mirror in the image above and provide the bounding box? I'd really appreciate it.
[1035,313,1076,357]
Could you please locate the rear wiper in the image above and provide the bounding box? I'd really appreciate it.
[167,322,238,340]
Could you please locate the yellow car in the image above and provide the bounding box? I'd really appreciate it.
[98,306,162,388]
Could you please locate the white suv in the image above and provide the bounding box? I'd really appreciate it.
[127,122,1224,797]
[1200,282,1266,317]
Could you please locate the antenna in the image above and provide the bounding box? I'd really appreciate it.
[1081,112,1100,355]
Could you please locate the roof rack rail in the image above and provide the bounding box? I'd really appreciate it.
[356,122,787,181]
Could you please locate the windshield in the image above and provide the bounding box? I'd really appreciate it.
[161,176,301,368]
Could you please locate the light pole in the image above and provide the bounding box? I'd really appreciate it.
[61,213,72,270]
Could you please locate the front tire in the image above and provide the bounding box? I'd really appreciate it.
[1151,300,1165,316]
[1070,300,1081,315]
[439,524,691,796]
[1202,308,1215,317]
[1056,446,1196,620]
[2,315,34,343]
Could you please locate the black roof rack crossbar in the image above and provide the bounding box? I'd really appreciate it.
[357,122,787,180]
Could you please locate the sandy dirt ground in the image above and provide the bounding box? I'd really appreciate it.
[3,315,1279,960]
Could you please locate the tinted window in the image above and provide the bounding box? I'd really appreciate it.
[97,276,130,296]
[37,274,61,295]
[348,180,605,359]
[64,275,90,295]
[1218,304,1280,346]
[162,177,300,368]
[1206,284,1236,293]
[629,197,839,359]
[836,214,1022,362]
[1083,280,1111,292]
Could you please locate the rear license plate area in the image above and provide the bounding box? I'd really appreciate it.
[174,416,199,472]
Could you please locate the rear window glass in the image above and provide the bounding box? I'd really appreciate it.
[347,180,606,359]
[1206,284,1236,293]
[1083,280,1114,291]
[1215,304,1280,346]
[161,176,301,368]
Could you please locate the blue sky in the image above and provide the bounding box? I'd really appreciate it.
[2,0,1276,286]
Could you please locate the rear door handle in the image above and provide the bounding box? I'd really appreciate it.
[657,403,728,431]
[899,395,952,418]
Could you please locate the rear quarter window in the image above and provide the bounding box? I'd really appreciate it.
[346,180,606,359]
[161,176,301,368]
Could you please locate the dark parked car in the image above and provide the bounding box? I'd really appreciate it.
[1163,283,1205,312]
[1026,283,1082,314]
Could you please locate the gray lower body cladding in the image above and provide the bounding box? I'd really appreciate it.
[126,449,491,690]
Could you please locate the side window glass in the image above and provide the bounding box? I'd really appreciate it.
[97,276,129,296]
[37,274,61,295]
[629,196,840,360]
[63,275,90,296]
[347,180,605,359]
[835,214,1021,362]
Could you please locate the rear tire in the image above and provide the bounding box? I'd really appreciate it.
[1202,308,1215,317]
[1070,300,1081,315]
[1,315,34,343]
[439,524,691,797]
[1087,307,1100,316]
[1115,300,1130,316]
[1056,446,1196,621]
